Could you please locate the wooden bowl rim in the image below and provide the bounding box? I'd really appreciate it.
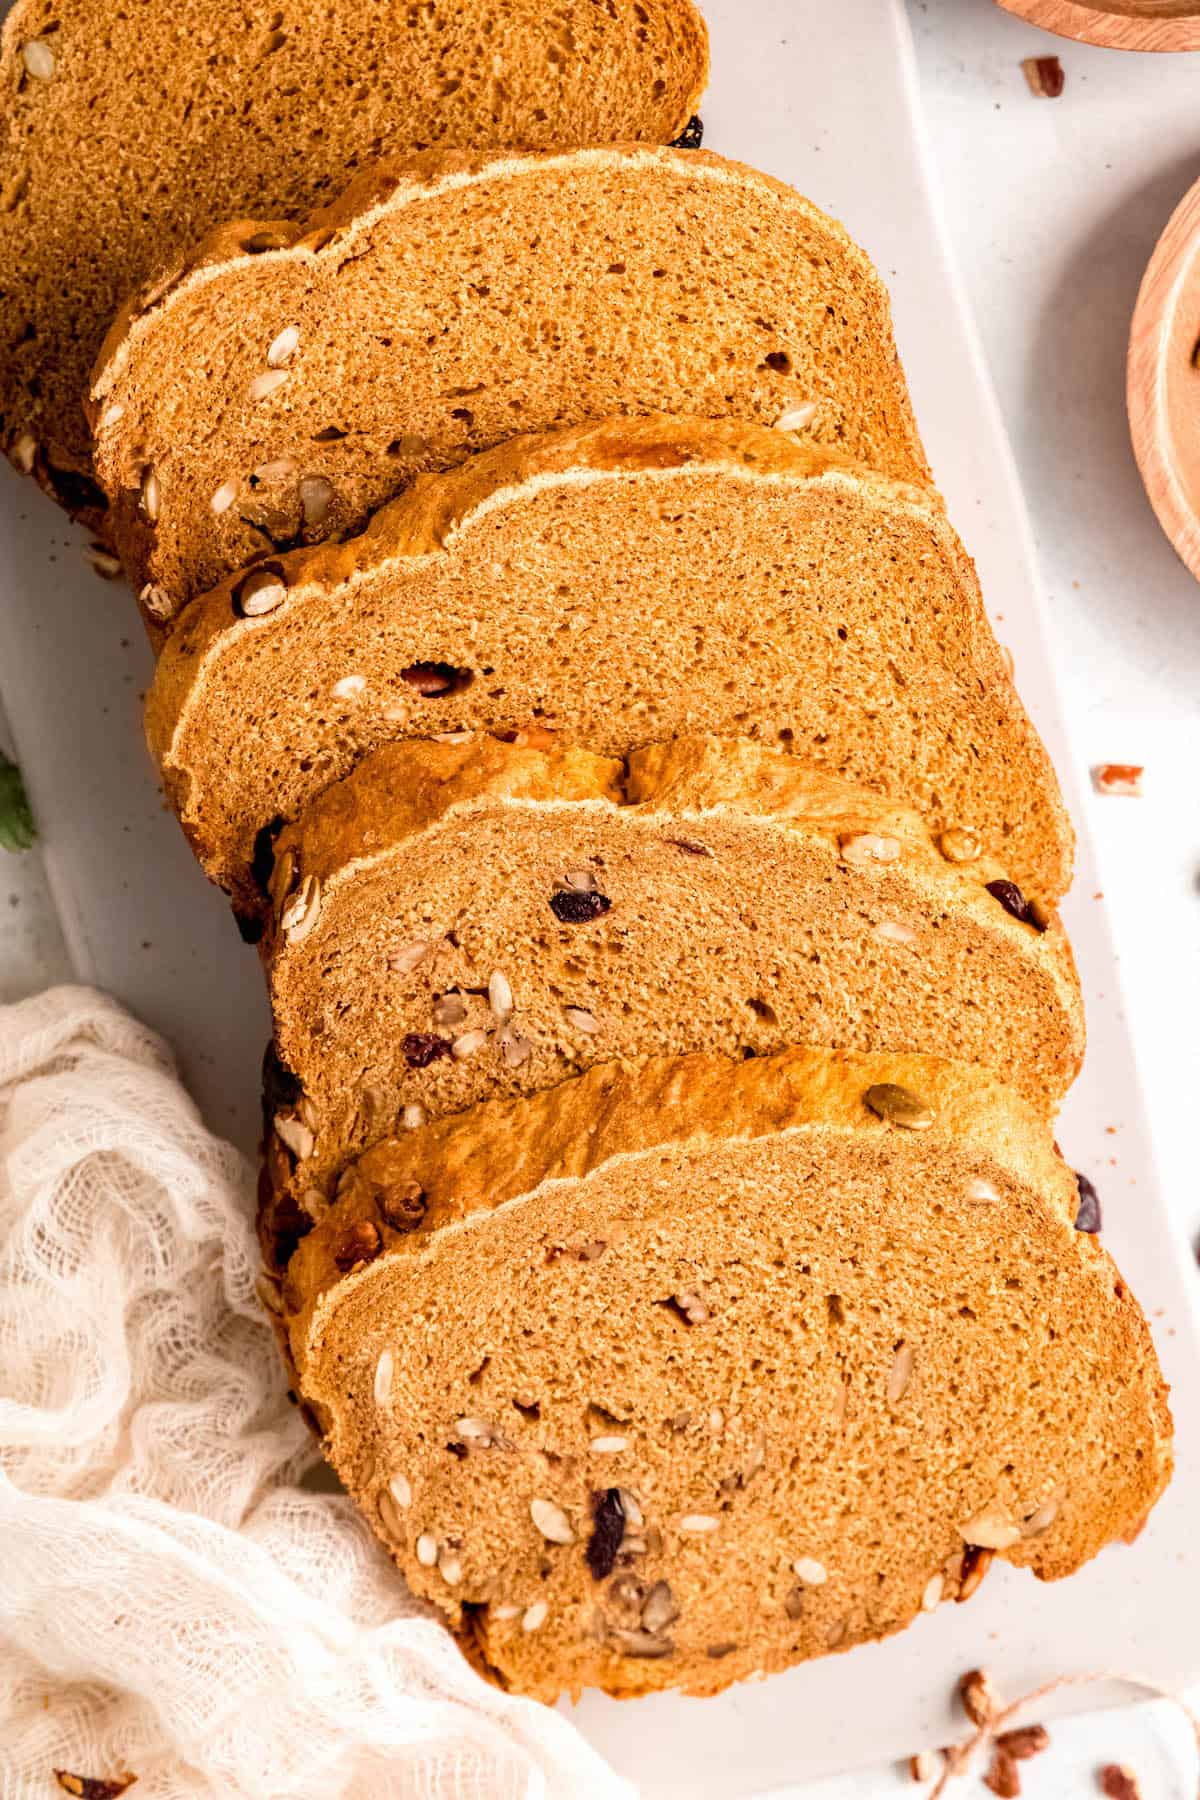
[1128,173,1200,586]
[997,0,1200,51]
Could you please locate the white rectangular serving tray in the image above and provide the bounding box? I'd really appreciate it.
[2,1,1199,1793]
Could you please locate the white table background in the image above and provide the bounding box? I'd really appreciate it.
[2,1,1198,1791]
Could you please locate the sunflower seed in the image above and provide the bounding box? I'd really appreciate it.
[244,229,291,254]
[456,1417,494,1444]
[607,1625,674,1658]
[557,868,599,894]
[452,1029,489,1060]
[139,464,160,523]
[939,827,982,864]
[640,1581,679,1632]
[522,1599,549,1632]
[332,673,365,700]
[608,1573,646,1619]
[253,456,297,483]
[388,1473,412,1509]
[235,566,288,617]
[402,1103,427,1130]
[921,1572,943,1612]
[493,1603,521,1620]
[438,1550,462,1585]
[389,941,431,975]
[531,1497,574,1544]
[299,474,334,526]
[433,992,466,1028]
[563,1006,599,1033]
[488,970,513,1022]
[249,367,289,402]
[910,1750,940,1782]
[792,1556,827,1586]
[97,403,124,431]
[825,1617,848,1648]
[968,1178,1002,1203]
[210,478,238,515]
[280,874,321,943]
[590,1435,630,1454]
[874,919,917,946]
[1022,1498,1058,1537]
[21,39,54,79]
[416,1533,438,1567]
[267,324,301,367]
[709,1408,725,1434]
[274,1112,314,1161]
[679,1514,719,1534]
[888,1341,915,1404]
[498,1023,534,1068]
[960,1510,1021,1551]
[673,1291,710,1325]
[374,1349,394,1407]
[839,832,901,865]
[864,1083,934,1130]
[774,402,817,432]
[617,1489,643,1528]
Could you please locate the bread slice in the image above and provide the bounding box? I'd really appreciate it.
[255,732,1084,1271]
[147,416,1070,913]
[90,147,929,620]
[278,1045,1172,1702]
[0,0,708,512]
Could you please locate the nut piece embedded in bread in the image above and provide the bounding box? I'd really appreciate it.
[281,1045,1172,1703]
[91,146,929,617]
[0,0,709,508]
[146,415,1072,915]
[255,732,1084,1267]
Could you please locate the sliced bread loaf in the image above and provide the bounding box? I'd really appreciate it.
[256,732,1084,1270]
[278,1045,1172,1702]
[90,147,928,619]
[1,0,708,510]
[147,416,1071,913]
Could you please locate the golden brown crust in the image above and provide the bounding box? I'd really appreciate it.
[90,146,930,619]
[144,413,1072,909]
[279,1046,1172,1700]
[2,0,708,490]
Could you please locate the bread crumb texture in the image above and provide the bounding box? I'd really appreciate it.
[146,416,1071,913]
[282,1045,1172,1702]
[0,0,708,499]
[255,733,1084,1267]
[92,147,928,616]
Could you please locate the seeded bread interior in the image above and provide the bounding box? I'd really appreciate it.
[278,1045,1172,1702]
[256,733,1085,1269]
[0,0,708,511]
[90,146,929,620]
[146,415,1071,914]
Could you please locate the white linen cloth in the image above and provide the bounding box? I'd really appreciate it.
[0,986,632,1800]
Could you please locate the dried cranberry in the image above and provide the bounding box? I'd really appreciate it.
[585,1487,626,1580]
[669,114,704,149]
[549,889,612,924]
[400,662,472,697]
[402,1032,452,1069]
[985,879,1046,932]
[1074,1171,1102,1233]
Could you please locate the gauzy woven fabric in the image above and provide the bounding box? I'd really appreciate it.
[0,986,632,1800]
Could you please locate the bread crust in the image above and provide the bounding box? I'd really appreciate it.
[89,147,929,617]
[1,0,708,498]
[279,1045,1172,1701]
[144,415,1073,910]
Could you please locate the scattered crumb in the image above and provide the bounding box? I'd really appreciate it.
[1022,55,1065,98]
[1091,763,1143,797]
[1098,1766,1142,1800]
[983,1745,1021,1797]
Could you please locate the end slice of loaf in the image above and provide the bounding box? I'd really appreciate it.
[1,0,707,504]
[280,1045,1172,1703]
[90,147,928,618]
[146,415,1071,911]
[256,732,1084,1269]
